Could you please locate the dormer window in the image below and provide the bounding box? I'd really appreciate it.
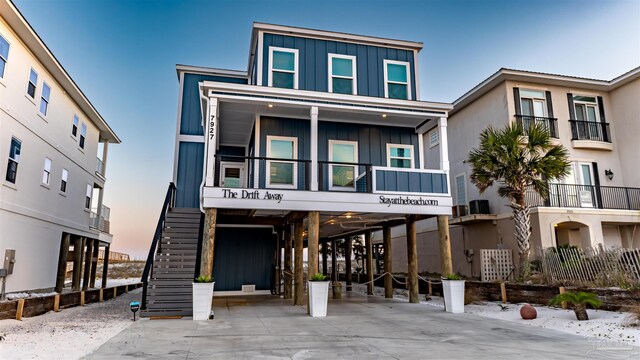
[328,54,356,95]
[268,47,298,89]
[384,60,411,100]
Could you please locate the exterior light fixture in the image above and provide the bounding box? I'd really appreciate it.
[382,114,387,118]
[605,169,614,181]
[345,214,352,219]
[268,104,273,108]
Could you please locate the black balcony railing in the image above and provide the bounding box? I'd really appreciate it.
[526,183,640,210]
[215,154,311,190]
[317,161,373,193]
[515,115,559,138]
[569,120,611,142]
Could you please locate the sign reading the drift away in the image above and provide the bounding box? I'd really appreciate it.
[222,189,284,203]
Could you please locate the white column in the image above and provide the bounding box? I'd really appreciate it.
[205,98,219,187]
[310,106,319,191]
[438,117,449,172]
[101,142,109,178]
[417,133,425,170]
[254,115,261,189]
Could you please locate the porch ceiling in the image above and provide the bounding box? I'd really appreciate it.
[217,97,436,147]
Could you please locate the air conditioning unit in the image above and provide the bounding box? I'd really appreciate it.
[452,205,468,218]
[469,200,490,214]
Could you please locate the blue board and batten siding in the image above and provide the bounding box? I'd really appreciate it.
[376,170,447,194]
[261,33,417,100]
[176,142,204,208]
[212,227,276,291]
[176,73,247,207]
[259,117,311,189]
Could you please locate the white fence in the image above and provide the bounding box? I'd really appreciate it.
[539,246,640,286]
[480,249,514,282]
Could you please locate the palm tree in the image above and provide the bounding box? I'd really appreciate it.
[468,123,570,276]
[550,291,602,320]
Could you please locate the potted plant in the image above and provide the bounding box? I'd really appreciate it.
[308,273,329,317]
[192,275,214,321]
[441,273,465,313]
[549,291,602,320]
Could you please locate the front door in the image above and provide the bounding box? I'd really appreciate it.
[220,163,245,188]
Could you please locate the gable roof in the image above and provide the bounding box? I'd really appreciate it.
[452,66,640,115]
[1,0,120,143]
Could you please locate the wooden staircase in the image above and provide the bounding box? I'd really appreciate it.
[141,208,201,318]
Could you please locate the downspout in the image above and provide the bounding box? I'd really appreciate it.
[199,83,209,214]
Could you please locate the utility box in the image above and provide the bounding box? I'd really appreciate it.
[3,249,15,275]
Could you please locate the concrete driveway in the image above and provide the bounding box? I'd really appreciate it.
[85,292,637,359]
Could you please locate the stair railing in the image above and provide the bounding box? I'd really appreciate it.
[141,182,176,310]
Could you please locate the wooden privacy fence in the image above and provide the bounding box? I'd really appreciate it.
[539,246,640,287]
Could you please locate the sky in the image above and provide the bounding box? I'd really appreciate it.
[12,0,640,259]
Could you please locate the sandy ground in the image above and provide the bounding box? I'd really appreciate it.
[0,288,142,360]
[1,281,638,359]
[351,282,640,346]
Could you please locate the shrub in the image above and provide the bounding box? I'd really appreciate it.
[310,273,327,281]
[194,275,214,283]
[443,273,462,280]
[549,291,602,321]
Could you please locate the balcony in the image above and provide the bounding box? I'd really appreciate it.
[207,154,450,214]
[569,120,612,150]
[96,157,105,178]
[90,205,111,233]
[526,183,640,210]
[515,115,559,138]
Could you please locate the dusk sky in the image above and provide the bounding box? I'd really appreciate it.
[12,0,639,259]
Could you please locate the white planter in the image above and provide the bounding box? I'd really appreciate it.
[192,282,214,320]
[308,281,329,317]
[442,279,465,313]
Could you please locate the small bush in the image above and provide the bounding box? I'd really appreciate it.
[194,275,214,283]
[443,273,462,280]
[310,273,327,281]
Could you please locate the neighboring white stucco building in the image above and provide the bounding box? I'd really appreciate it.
[382,67,640,278]
[0,0,120,293]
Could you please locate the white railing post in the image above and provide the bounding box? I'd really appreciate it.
[438,117,449,173]
[310,106,318,191]
[205,98,219,187]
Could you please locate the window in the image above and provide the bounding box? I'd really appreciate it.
[328,54,356,95]
[329,140,358,190]
[5,137,21,183]
[573,95,599,122]
[520,89,547,118]
[268,47,298,89]
[60,169,68,193]
[40,82,51,116]
[429,129,439,148]
[42,158,52,185]
[455,174,467,206]
[0,34,9,78]
[383,60,411,100]
[27,68,38,98]
[386,144,413,168]
[79,123,87,149]
[266,136,297,188]
[72,115,79,137]
[85,184,92,209]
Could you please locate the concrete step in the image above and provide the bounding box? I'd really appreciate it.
[141,309,193,318]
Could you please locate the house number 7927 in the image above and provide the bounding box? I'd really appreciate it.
[209,115,215,140]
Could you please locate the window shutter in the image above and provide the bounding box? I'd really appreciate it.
[592,162,602,208]
[545,91,554,118]
[513,87,521,115]
[567,93,576,119]
[597,96,606,122]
